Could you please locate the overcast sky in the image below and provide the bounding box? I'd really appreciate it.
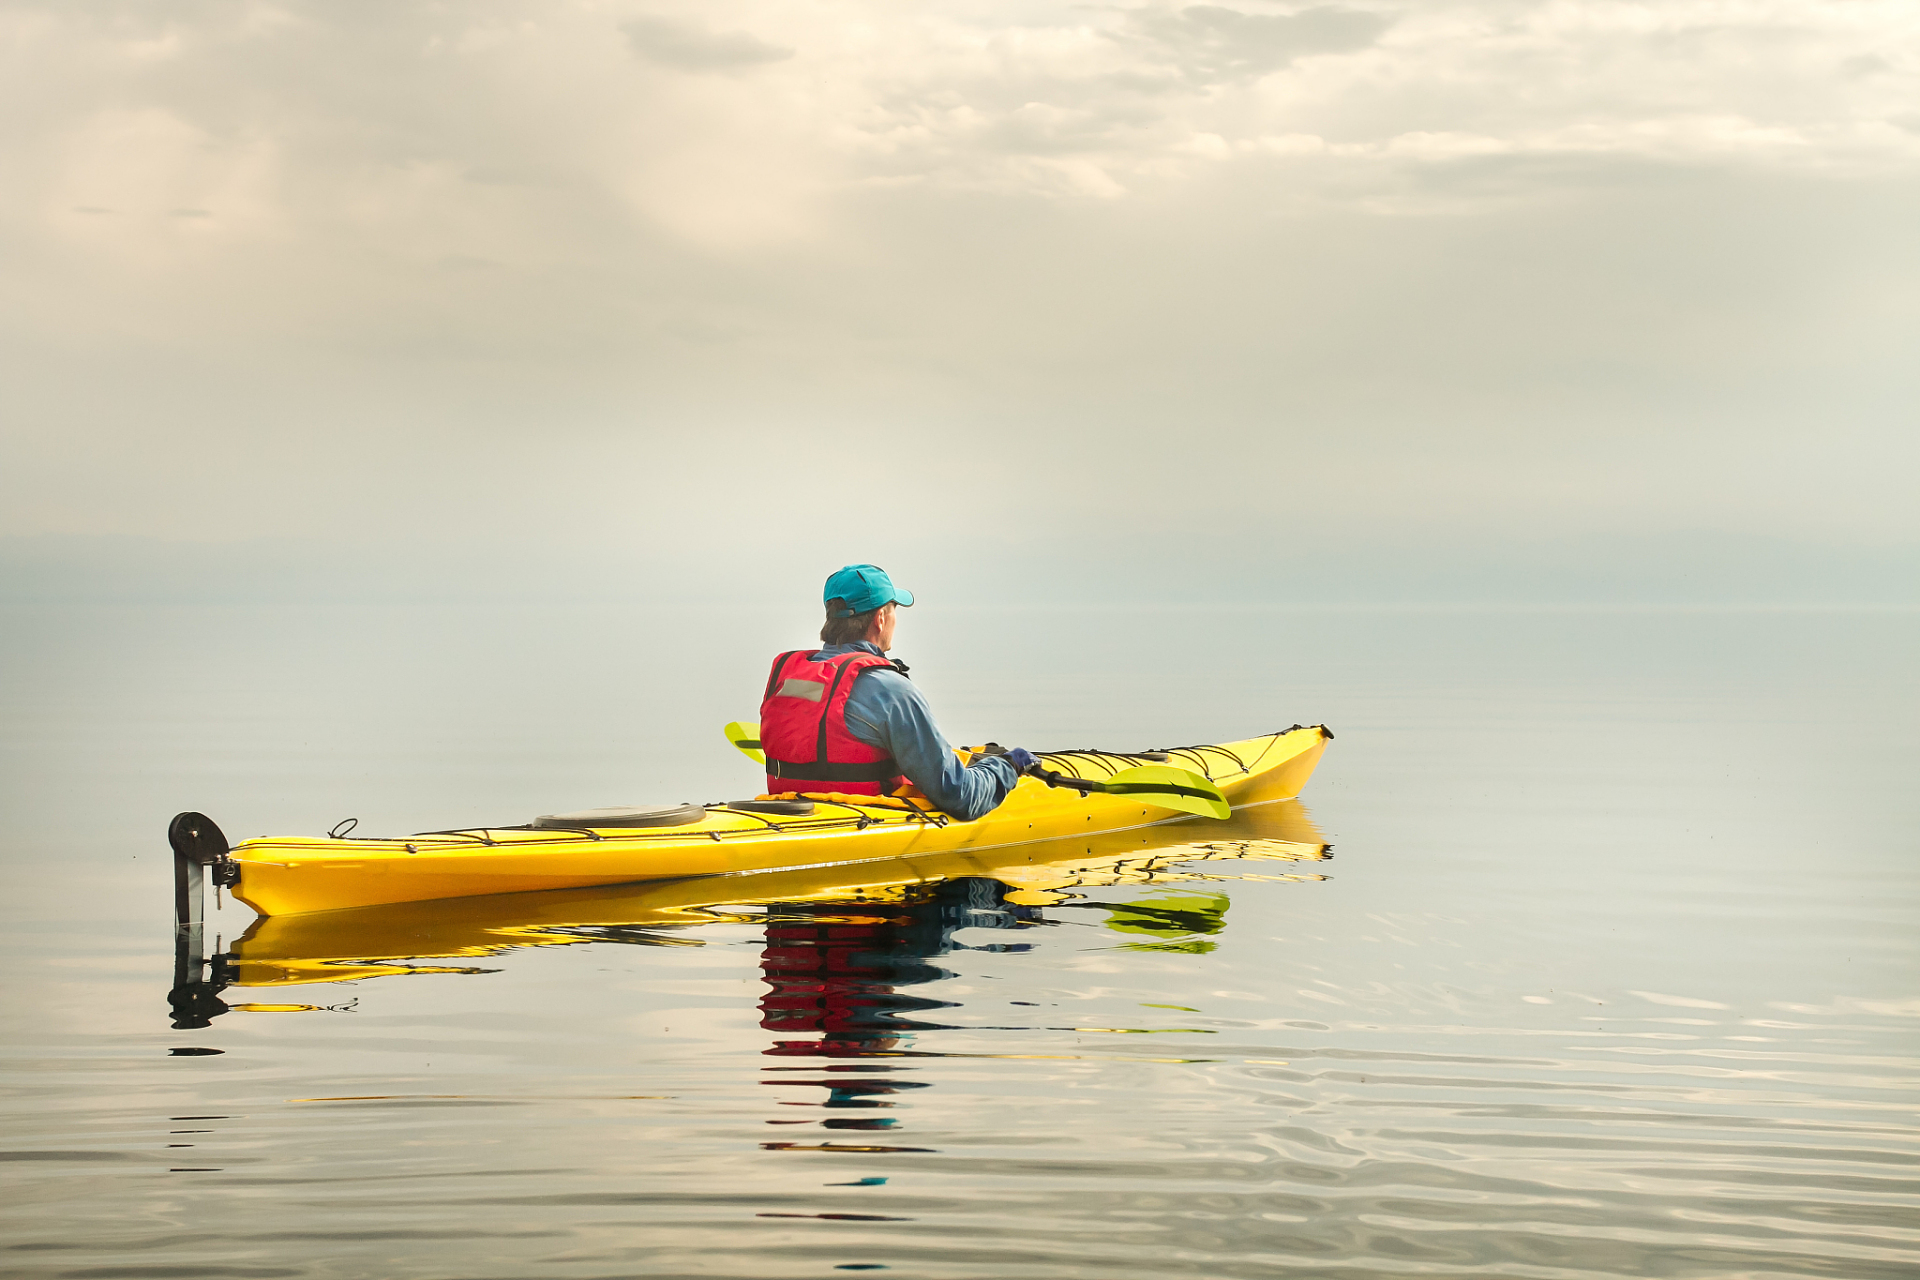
[1,0,1915,599]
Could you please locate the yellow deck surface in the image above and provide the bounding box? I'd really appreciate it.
[229,728,1330,917]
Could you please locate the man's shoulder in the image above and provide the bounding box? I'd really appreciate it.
[847,662,922,707]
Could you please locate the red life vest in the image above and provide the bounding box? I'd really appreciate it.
[760,649,907,796]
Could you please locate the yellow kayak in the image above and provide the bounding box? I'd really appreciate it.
[219,727,1331,917]
[228,794,1332,990]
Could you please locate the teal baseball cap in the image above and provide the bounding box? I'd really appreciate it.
[824,564,915,618]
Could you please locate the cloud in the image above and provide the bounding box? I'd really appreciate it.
[621,15,794,71]
[5,0,1912,243]
[1121,4,1391,84]
[0,0,1914,566]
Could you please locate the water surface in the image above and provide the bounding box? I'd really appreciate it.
[2,604,1915,1278]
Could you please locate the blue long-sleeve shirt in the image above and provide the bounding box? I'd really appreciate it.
[807,642,1019,821]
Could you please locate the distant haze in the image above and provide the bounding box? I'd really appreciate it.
[2,0,1915,603]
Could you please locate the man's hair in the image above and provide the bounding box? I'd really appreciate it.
[821,598,876,645]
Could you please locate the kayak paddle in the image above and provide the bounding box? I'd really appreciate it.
[724,720,765,764]
[724,723,1228,820]
[1027,763,1231,820]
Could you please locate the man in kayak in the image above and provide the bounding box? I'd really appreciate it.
[760,564,1037,820]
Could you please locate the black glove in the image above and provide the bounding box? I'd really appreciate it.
[1006,747,1039,774]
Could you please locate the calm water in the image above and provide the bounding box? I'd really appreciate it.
[1,603,1916,1279]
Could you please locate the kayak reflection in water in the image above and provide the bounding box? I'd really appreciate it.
[759,564,1036,820]
[758,879,1041,1133]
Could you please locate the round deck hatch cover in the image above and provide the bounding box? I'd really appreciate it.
[532,804,705,829]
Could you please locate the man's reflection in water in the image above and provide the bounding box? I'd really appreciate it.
[758,878,1040,1132]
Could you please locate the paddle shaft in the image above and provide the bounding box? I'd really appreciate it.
[731,726,1225,816]
[1029,766,1097,794]
[1029,765,1223,808]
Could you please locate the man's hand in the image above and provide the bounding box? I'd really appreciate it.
[1006,747,1039,774]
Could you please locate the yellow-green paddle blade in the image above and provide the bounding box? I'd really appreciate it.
[724,721,765,764]
[1091,765,1230,820]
